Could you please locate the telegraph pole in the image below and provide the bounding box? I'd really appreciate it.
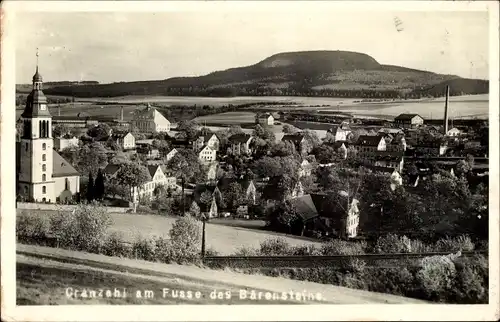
[201,215,207,257]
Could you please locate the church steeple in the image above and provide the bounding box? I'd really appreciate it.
[22,49,50,118]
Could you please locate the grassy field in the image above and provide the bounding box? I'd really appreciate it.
[16,210,320,255]
[16,244,428,305]
[194,111,256,125]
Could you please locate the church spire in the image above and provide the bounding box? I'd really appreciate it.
[33,48,43,86]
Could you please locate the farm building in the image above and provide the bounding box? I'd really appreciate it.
[256,113,274,126]
[111,131,136,150]
[53,136,79,152]
[132,103,171,133]
[394,114,424,129]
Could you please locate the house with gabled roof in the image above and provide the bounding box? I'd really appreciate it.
[132,103,171,133]
[327,122,352,142]
[394,113,424,129]
[228,133,253,156]
[111,131,136,150]
[281,133,309,155]
[198,144,216,163]
[354,135,387,158]
[193,133,220,152]
[255,113,274,126]
[290,191,360,239]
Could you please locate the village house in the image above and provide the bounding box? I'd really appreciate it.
[261,178,303,203]
[256,113,274,126]
[53,136,79,152]
[281,133,309,155]
[16,65,80,204]
[378,128,404,137]
[111,131,136,150]
[386,136,407,152]
[136,143,160,160]
[217,177,258,205]
[446,127,462,137]
[327,122,352,142]
[198,144,217,163]
[394,114,424,129]
[372,151,405,173]
[165,148,178,162]
[290,192,360,239]
[354,135,387,158]
[414,141,448,156]
[191,196,218,218]
[228,133,253,156]
[324,141,349,159]
[132,103,171,133]
[298,159,313,178]
[103,164,176,202]
[193,133,220,152]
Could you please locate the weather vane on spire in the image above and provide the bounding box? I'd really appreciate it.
[36,47,39,72]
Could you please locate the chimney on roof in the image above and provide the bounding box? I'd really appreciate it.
[444,85,450,135]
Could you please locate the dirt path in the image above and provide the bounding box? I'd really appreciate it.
[17,244,427,305]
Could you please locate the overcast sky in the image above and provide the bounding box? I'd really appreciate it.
[15,10,489,84]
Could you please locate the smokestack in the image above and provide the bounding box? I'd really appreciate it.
[58,105,61,116]
[444,85,449,135]
[120,106,124,121]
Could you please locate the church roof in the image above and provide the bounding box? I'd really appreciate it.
[52,150,79,177]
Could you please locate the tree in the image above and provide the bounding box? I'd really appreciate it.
[301,130,321,154]
[77,142,108,175]
[115,163,152,212]
[109,151,130,165]
[312,144,339,164]
[270,141,296,157]
[224,182,244,211]
[94,168,105,200]
[282,124,299,134]
[168,149,207,215]
[86,172,95,202]
[152,139,171,158]
[199,191,214,207]
[266,200,299,234]
[177,120,199,140]
[88,123,111,140]
[53,124,70,138]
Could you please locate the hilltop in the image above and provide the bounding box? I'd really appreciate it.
[34,50,488,98]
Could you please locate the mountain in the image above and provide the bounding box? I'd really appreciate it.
[39,50,488,99]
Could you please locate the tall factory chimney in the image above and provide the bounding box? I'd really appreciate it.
[120,106,124,121]
[444,85,450,135]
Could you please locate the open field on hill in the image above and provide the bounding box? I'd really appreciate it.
[17,244,428,305]
[16,210,320,255]
[194,111,256,125]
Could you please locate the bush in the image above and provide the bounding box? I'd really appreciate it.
[50,205,112,253]
[154,236,173,263]
[434,235,475,253]
[102,232,131,258]
[451,255,488,303]
[234,246,259,256]
[16,211,51,240]
[374,234,412,253]
[169,215,202,263]
[366,267,415,296]
[132,237,157,261]
[259,238,291,256]
[291,244,321,255]
[320,239,365,255]
[416,255,457,302]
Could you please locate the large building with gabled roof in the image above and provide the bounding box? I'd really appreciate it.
[16,63,80,203]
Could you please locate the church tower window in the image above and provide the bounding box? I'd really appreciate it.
[42,154,46,161]
[42,186,46,194]
[42,174,46,181]
[42,143,46,150]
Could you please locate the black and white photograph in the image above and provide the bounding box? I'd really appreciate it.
[1,1,499,321]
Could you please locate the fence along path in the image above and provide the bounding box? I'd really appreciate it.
[203,251,488,269]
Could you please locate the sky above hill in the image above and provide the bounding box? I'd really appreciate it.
[15,9,489,84]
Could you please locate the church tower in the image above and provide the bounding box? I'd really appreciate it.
[18,52,56,203]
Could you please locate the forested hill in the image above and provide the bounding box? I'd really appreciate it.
[37,50,488,99]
